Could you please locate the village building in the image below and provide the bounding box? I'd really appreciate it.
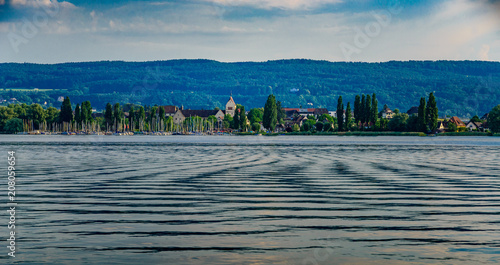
[448,116,466,128]
[381,106,395,119]
[406,106,419,116]
[159,105,179,117]
[225,96,237,117]
[173,109,224,124]
[466,120,483,131]
[283,108,328,118]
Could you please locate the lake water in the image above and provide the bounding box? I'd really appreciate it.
[1,135,500,264]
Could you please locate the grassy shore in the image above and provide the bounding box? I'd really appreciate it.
[236,131,499,136]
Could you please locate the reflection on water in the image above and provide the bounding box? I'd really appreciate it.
[1,136,500,264]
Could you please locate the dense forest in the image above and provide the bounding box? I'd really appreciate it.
[1,59,499,117]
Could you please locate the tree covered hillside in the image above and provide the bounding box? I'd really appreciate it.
[1,59,499,117]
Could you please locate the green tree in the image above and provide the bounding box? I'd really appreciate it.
[45,107,59,124]
[248,108,264,124]
[223,114,233,129]
[4,118,23,133]
[74,104,81,124]
[360,94,366,124]
[426,92,438,132]
[354,95,361,125]
[81,101,92,122]
[60,96,73,123]
[371,93,378,125]
[251,122,261,132]
[263,94,277,131]
[337,96,344,131]
[470,115,481,123]
[104,103,113,125]
[29,103,46,129]
[388,113,409,131]
[114,103,123,123]
[447,122,457,132]
[345,102,352,131]
[365,94,371,126]
[232,105,241,130]
[0,106,17,131]
[238,105,247,131]
[318,113,334,123]
[292,124,300,132]
[159,106,165,122]
[418,97,427,132]
[137,106,146,125]
[129,106,135,129]
[276,101,285,125]
[489,104,500,133]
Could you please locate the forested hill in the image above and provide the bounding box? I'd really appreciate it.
[1,59,499,117]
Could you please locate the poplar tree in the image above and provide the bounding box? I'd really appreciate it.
[360,94,366,124]
[276,101,285,124]
[371,93,378,124]
[263,94,277,131]
[60,96,73,123]
[418,97,427,132]
[426,92,438,132]
[82,101,92,122]
[345,102,352,131]
[337,96,344,131]
[104,103,113,125]
[354,95,360,125]
[365,94,371,126]
[74,104,81,124]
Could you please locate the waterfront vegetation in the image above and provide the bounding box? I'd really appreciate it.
[0,93,499,136]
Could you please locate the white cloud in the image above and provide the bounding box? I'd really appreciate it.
[10,0,75,9]
[202,0,342,10]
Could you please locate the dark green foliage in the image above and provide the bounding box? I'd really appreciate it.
[447,122,458,132]
[238,105,247,131]
[104,103,113,125]
[248,108,264,124]
[470,115,482,123]
[74,104,81,123]
[276,101,285,124]
[489,105,500,133]
[114,103,123,123]
[418,97,427,132]
[337,96,344,131]
[365,94,371,126]
[251,122,261,132]
[60,96,73,123]
[263,94,277,131]
[426,92,438,132]
[1,60,498,116]
[354,95,360,125]
[29,103,46,129]
[388,113,409,131]
[360,95,366,124]
[345,102,352,131]
[371,93,378,124]
[315,121,323,132]
[4,118,23,133]
[81,101,92,122]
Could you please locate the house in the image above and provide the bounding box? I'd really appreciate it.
[481,113,489,121]
[406,106,419,116]
[381,106,395,119]
[159,105,178,117]
[448,116,466,128]
[282,108,328,118]
[436,120,448,133]
[173,109,225,124]
[225,96,237,117]
[466,121,483,131]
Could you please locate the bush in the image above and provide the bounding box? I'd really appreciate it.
[4,118,23,133]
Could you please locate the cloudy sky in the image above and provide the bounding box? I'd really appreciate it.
[0,0,499,63]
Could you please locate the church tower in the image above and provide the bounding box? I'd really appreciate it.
[225,95,236,117]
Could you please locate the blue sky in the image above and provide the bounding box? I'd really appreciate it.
[0,0,499,63]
